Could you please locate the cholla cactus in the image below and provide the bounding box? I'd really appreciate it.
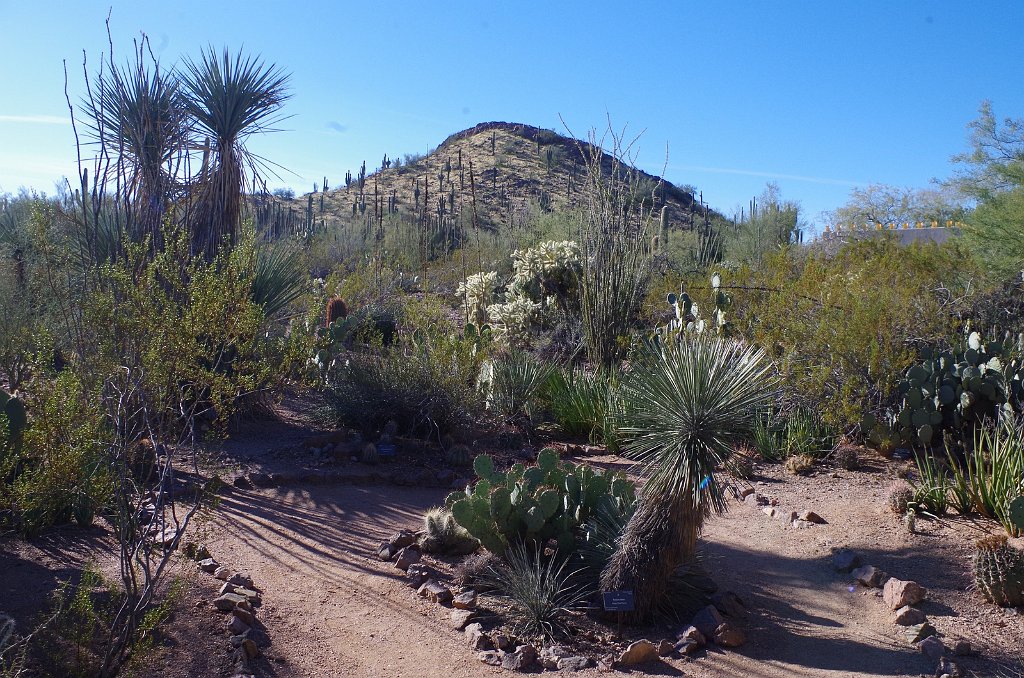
[510,240,580,309]
[456,271,498,324]
[487,294,540,347]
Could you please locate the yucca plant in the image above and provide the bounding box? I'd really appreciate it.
[249,242,306,321]
[487,543,589,639]
[180,47,290,259]
[601,336,775,621]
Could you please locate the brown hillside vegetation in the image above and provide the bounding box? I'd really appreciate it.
[257,122,715,246]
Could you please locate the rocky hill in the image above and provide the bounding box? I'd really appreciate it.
[257,122,715,242]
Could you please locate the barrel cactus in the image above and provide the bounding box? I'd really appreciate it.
[973,535,1024,607]
[445,443,472,468]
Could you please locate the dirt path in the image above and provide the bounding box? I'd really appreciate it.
[195,463,1019,678]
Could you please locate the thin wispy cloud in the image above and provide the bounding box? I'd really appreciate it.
[669,163,863,188]
[0,114,70,126]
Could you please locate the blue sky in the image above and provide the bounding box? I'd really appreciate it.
[2,1,1022,232]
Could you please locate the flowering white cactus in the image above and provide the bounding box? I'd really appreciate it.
[456,270,499,323]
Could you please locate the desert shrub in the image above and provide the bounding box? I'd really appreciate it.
[748,238,978,430]
[543,367,617,445]
[784,454,815,475]
[484,352,554,423]
[0,371,112,537]
[782,407,837,459]
[82,228,274,439]
[454,552,500,590]
[485,543,588,639]
[324,333,482,440]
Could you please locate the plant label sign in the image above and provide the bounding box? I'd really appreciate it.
[378,443,396,458]
[602,590,635,612]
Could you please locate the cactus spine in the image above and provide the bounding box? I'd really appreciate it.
[973,535,1024,607]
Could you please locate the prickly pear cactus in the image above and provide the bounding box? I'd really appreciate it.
[864,329,1024,448]
[446,449,635,556]
[1009,496,1024,535]
[663,272,732,339]
[972,535,1024,607]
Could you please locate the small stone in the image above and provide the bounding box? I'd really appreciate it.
[852,565,888,589]
[904,622,937,644]
[952,640,976,657]
[248,472,273,488]
[406,563,431,588]
[557,656,591,671]
[917,635,945,661]
[597,654,616,672]
[739,487,755,499]
[492,633,514,651]
[198,558,219,574]
[799,510,826,524]
[762,507,778,518]
[832,549,862,573]
[228,573,254,589]
[501,644,537,671]
[935,657,962,677]
[617,639,659,666]
[450,608,476,630]
[893,606,927,626]
[377,542,395,561]
[712,622,746,647]
[227,614,251,636]
[781,510,799,523]
[417,579,452,605]
[233,588,261,605]
[219,582,237,596]
[389,529,418,550]
[676,624,706,646]
[232,607,255,627]
[464,622,491,650]
[710,591,747,619]
[691,605,725,638]
[394,546,421,571]
[232,475,253,490]
[477,650,502,666]
[792,519,815,528]
[452,590,477,610]
[241,638,260,660]
[213,593,247,611]
[539,644,570,669]
[884,578,927,610]
[675,640,702,655]
[657,639,674,656]
[214,566,233,581]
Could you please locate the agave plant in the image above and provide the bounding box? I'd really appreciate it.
[601,335,775,621]
[487,543,589,639]
[180,47,290,259]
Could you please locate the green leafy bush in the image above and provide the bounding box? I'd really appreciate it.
[0,371,112,537]
[747,238,978,430]
[484,352,554,422]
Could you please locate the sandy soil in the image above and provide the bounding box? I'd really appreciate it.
[3,404,1022,678]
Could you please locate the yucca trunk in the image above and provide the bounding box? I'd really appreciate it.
[600,489,704,622]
